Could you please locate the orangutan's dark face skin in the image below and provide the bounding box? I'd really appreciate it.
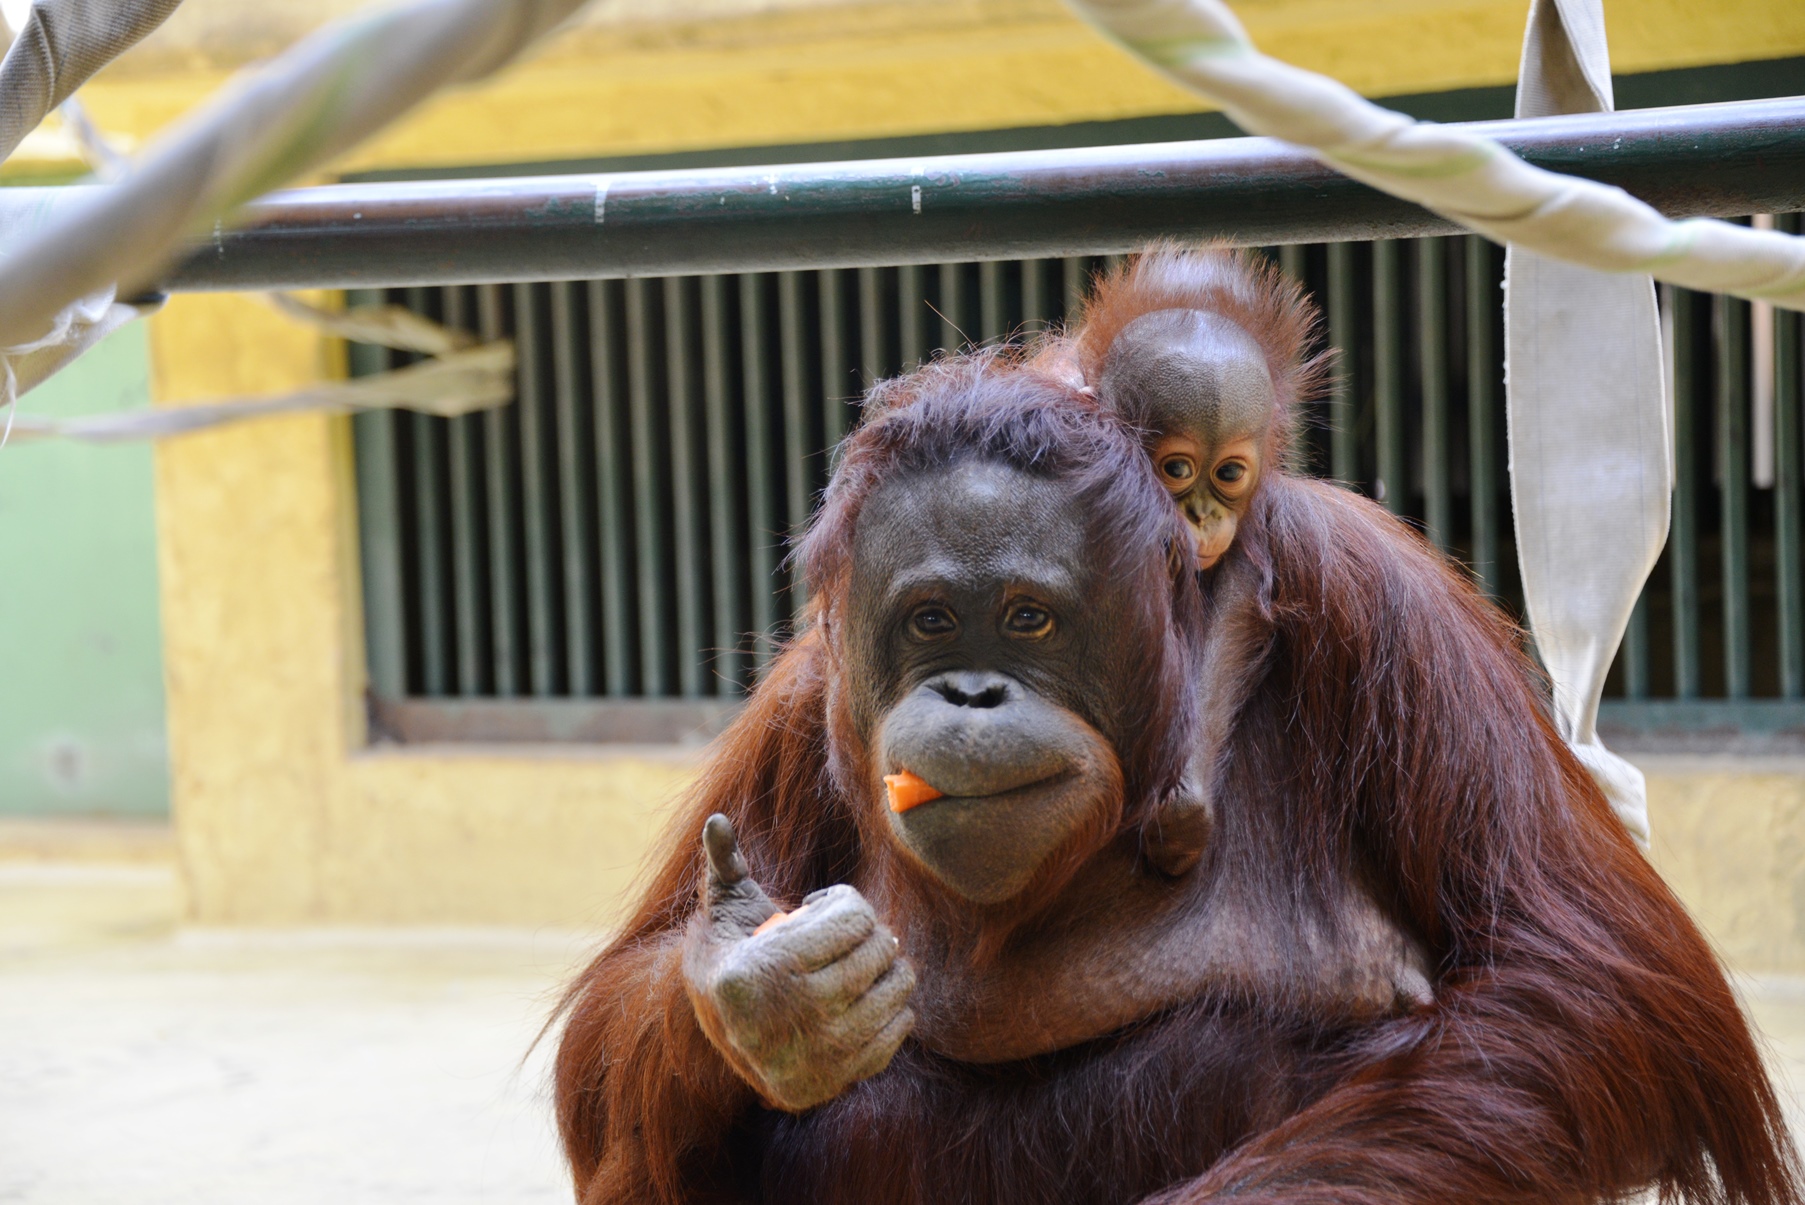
[841,460,1139,905]
[1098,310,1275,569]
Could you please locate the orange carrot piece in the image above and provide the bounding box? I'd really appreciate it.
[751,902,810,937]
[884,770,944,813]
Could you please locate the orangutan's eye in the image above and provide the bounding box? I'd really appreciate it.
[1161,455,1198,486]
[1215,460,1247,485]
[1003,602,1054,638]
[909,605,958,640]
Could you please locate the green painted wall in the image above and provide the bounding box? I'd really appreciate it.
[0,323,167,816]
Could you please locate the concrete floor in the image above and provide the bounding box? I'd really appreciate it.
[5,859,1805,1204]
[0,863,588,1205]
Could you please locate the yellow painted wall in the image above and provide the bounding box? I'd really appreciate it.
[149,295,694,926]
[1643,758,1805,974]
[43,0,1805,179]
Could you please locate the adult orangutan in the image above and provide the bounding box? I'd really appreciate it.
[552,251,1799,1205]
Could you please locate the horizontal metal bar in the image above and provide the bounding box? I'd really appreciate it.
[370,697,1805,749]
[371,696,741,745]
[156,98,1805,292]
[1598,699,1805,755]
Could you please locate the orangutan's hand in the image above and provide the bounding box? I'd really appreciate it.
[682,814,915,1112]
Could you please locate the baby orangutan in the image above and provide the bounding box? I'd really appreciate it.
[1036,244,1433,1000]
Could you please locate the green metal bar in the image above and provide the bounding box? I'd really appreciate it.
[1465,236,1498,596]
[512,282,561,696]
[821,268,853,457]
[1598,697,1805,734]
[1418,239,1450,548]
[1020,258,1048,331]
[625,277,673,697]
[1327,241,1359,486]
[1622,591,1651,699]
[779,271,812,609]
[1063,257,1088,322]
[349,289,407,702]
[400,293,449,697]
[741,273,781,669]
[1372,239,1404,511]
[587,279,636,696]
[939,261,968,351]
[479,283,522,697]
[549,280,597,697]
[858,265,887,389]
[702,275,747,695]
[1278,243,1305,283]
[1718,290,1752,698]
[665,276,709,698]
[1779,211,1805,698]
[406,435,451,695]
[441,285,488,696]
[979,260,1006,344]
[899,264,929,368]
[177,98,1805,292]
[1670,286,1701,699]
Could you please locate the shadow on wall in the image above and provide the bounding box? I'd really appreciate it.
[0,322,168,817]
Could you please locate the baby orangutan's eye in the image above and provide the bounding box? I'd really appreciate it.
[1214,460,1248,486]
[1003,602,1054,638]
[909,605,958,640]
[1160,456,1198,487]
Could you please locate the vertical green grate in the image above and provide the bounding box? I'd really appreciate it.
[355,220,1805,724]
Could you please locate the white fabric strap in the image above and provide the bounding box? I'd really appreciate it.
[1505,0,1661,846]
[5,342,515,444]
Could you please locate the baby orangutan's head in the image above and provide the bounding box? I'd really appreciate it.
[1071,244,1325,571]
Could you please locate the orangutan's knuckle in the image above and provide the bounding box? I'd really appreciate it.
[713,966,764,1013]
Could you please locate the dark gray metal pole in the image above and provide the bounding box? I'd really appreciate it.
[151,97,1805,293]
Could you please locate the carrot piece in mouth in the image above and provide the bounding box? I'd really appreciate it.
[884,770,944,813]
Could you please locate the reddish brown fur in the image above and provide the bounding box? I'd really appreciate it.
[553,257,1800,1205]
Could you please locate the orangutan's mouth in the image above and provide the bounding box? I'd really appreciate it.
[886,768,1072,813]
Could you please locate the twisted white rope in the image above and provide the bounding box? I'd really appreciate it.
[0,0,588,370]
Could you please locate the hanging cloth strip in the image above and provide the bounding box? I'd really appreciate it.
[4,340,515,444]
[1504,0,1664,846]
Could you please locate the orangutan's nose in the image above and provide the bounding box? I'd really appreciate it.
[928,672,1011,710]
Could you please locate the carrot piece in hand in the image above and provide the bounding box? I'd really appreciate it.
[884,770,944,813]
[752,902,810,937]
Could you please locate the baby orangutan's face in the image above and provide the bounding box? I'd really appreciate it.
[1147,428,1260,570]
[1097,310,1276,570]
